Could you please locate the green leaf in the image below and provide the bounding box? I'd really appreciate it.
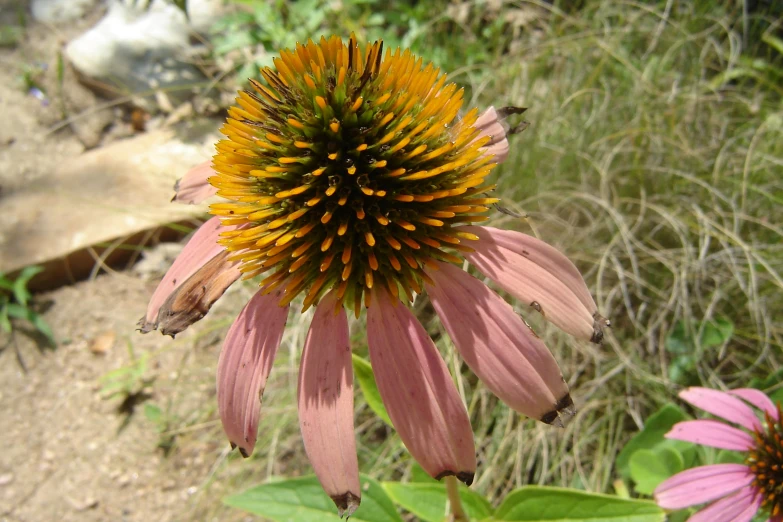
[28,311,56,346]
[352,354,392,426]
[224,475,402,522]
[409,463,438,483]
[748,368,783,391]
[615,404,688,478]
[664,322,690,354]
[699,318,733,348]
[629,447,684,495]
[5,303,30,320]
[493,486,665,521]
[12,265,44,306]
[0,307,10,333]
[667,354,696,385]
[664,317,733,355]
[144,403,163,424]
[381,481,492,522]
[715,450,745,465]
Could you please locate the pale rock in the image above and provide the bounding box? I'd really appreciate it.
[65,0,222,110]
[66,0,221,78]
[31,0,98,23]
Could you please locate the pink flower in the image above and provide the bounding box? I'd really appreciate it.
[139,35,608,516]
[654,387,783,522]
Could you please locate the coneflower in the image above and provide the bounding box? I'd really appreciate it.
[655,387,782,522]
[140,35,608,517]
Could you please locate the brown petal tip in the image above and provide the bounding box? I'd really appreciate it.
[136,316,156,334]
[557,393,577,417]
[435,470,475,486]
[540,410,564,427]
[496,106,529,135]
[541,393,577,427]
[238,446,250,458]
[591,312,610,344]
[331,492,360,519]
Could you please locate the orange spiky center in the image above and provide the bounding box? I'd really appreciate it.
[209,35,500,315]
[747,403,783,518]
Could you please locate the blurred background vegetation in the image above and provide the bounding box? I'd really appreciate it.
[3,0,782,520]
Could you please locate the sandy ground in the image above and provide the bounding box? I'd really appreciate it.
[0,273,223,522]
[0,7,257,522]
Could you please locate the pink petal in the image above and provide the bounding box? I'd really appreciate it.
[138,217,232,332]
[665,420,755,451]
[366,287,476,484]
[688,486,763,522]
[172,160,218,204]
[474,107,509,163]
[155,250,242,336]
[426,261,572,425]
[654,464,754,509]
[729,388,780,421]
[462,226,601,343]
[481,139,510,164]
[217,289,289,458]
[298,291,360,517]
[463,225,597,312]
[680,387,762,431]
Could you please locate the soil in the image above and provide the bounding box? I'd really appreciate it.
[0,6,260,522]
[0,273,231,522]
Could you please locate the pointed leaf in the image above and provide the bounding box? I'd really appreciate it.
[381,481,492,522]
[224,475,402,522]
[493,486,665,521]
[352,353,392,427]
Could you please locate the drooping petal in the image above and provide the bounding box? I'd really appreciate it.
[172,160,218,204]
[462,225,597,312]
[298,291,360,517]
[729,388,780,421]
[474,107,510,163]
[217,289,289,458]
[688,486,763,522]
[654,464,754,509]
[155,250,242,336]
[665,420,756,451]
[426,261,572,425]
[462,225,603,343]
[366,287,476,484]
[138,217,232,332]
[680,387,762,431]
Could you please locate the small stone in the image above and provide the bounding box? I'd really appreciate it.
[89,330,116,355]
[67,496,99,511]
[0,473,14,486]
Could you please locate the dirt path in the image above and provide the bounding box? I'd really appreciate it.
[0,10,278,520]
[0,273,239,522]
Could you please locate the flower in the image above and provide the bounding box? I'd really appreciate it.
[654,387,783,522]
[139,35,608,516]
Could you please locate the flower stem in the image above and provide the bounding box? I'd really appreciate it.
[445,476,468,522]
